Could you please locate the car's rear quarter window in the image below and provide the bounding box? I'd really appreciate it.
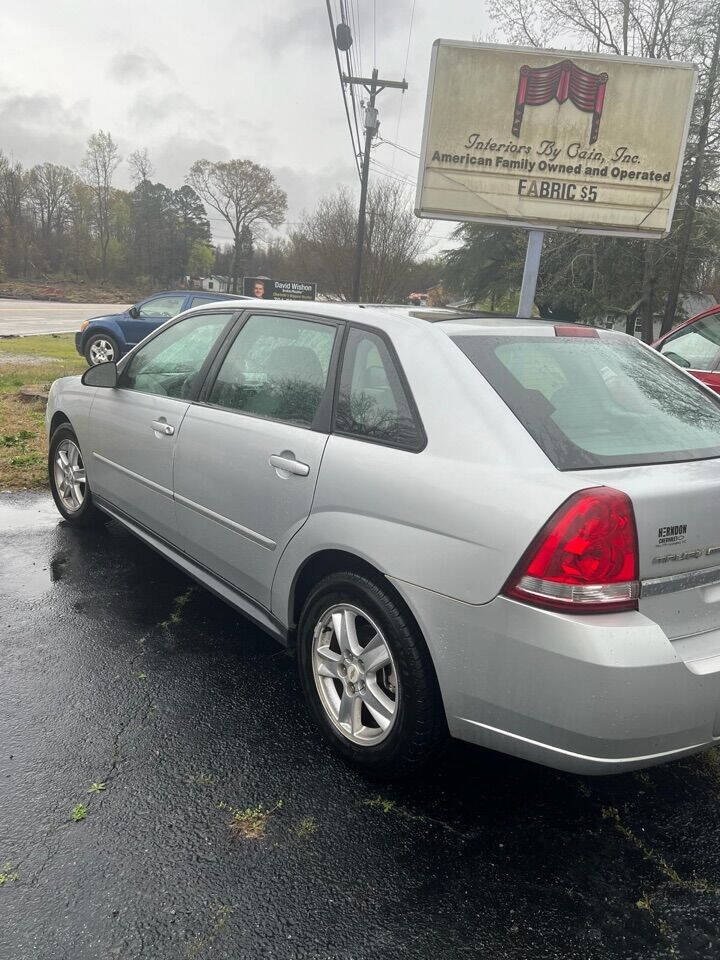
[452,332,720,470]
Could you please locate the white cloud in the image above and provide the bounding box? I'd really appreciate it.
[0,0,491,249]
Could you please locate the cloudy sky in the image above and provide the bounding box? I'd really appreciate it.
[0,1,492,251]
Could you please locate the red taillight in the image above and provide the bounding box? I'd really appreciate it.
[503,487,639,614]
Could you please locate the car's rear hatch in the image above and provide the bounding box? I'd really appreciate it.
[449,326,720,640]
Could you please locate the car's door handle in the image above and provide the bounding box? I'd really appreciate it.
[269,454,310,477]
[151,419,175,436]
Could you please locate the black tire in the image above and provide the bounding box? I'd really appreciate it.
[84,332,119,366]
[297,571,447,777]
[48,424,105,526]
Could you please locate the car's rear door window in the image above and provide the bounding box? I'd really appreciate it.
[453,332,720,469]
[139,295,187,318]
[207,313,337,427]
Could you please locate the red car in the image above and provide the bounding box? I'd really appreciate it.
[653,304,720,393]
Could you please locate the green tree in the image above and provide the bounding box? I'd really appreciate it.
[187,240,214,277]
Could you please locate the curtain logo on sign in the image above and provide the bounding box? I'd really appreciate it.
[511,60,608,144]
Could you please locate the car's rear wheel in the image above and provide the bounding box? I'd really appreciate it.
[85,333,119,366]
[297,571,447,777]
[48,424,104,526]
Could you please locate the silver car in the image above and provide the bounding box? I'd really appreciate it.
[46,301,720,777]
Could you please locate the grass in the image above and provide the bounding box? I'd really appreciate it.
[225,801,283,840]
[0,334,85,489]
[295,816,317,839]
[0,334,83,361]
[70,803,88,822]
[0,862,18,885]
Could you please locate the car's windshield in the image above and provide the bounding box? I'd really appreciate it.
[453,332,720,470]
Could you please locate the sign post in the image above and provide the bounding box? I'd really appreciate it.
[415,41,697,315]
[517,229,544,318]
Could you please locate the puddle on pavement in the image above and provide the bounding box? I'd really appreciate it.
[0,494,66,598]
[0,543,59,598]
[0,494,59,534]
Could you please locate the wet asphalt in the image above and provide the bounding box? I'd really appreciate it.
[3,492,720,959]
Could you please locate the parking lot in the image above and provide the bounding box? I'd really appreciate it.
[2,490,720,959]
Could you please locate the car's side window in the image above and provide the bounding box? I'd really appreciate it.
[207,313,337,428]
[190,296,212,309]
[139,295,187,318]
[659,317,720,370]
[121,312,235,399]
[334,327,423,450]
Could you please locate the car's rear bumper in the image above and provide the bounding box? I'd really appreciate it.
[389,579,720,775]
[74,332,83,356]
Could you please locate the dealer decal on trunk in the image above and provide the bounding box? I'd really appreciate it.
[657,524,688,546]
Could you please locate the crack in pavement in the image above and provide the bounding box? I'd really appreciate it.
[601,805,720,895]
[16,587,198,887]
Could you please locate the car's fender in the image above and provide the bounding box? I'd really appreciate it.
[46,376,97,478]
[80,318,128,356]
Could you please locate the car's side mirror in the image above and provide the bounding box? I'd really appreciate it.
[662,350,691,368]
[128,305,140,319]
[82,361,118,387]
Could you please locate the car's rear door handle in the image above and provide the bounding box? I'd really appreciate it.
[151,419,174,436]
[269,454,309,477]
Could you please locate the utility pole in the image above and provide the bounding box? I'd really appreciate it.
[327,4,407,301]
[343,69,408,302]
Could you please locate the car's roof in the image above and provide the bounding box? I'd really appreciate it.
[187,298,558,338]
[143,289,247,299]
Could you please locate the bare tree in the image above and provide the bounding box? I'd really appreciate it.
[0,156,31,276]
[29,163,76,269]
[292,181,430,301]
[490,0,695,57]
[128,147,154,185]
[186,159,287,292]
[81,130,120,281]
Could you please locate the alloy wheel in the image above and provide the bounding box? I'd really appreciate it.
[88,338,115,364]
[53,438,87,513]
[312,603,399,745]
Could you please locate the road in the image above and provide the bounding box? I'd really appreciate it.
[0,298,128,336]
[2,490,720,959]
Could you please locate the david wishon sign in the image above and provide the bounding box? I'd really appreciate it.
[415,41,697,238]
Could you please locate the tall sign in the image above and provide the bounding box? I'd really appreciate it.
[416,41,697,239]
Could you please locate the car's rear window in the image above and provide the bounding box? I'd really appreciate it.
[452,333,720,470]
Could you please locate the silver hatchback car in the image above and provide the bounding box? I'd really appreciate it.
[46,301,720,777]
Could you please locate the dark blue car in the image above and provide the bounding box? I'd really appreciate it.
[76,290,247,365]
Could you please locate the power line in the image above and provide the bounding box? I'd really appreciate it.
[402,0,416,79]
[392,0,416,169]
[376,136,420,159]
[340,0,363,156]
[326,0,362,181]
[369,157,416,187]
[373,0,377,66]
[350,0,363,79]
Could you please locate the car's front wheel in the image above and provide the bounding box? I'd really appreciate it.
[48,424,104,526]
[297,571,447,777]
[85,332,119,366]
